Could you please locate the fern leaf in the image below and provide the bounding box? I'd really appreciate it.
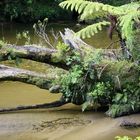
[60,0,122,21]
[119,10,140,40]
[119,2,140,13]
[76,21,110,39]
[78,1,89,14]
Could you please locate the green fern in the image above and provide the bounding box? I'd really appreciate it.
[60,0,140,57]
[119,10,140,40]
[76,21,110,39]
[59,0,140,39]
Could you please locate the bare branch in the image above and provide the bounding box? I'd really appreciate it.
[0,100,70,113]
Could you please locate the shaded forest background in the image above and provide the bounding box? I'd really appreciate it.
[0,0,130,23]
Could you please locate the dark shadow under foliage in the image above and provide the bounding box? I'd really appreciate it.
[0,0,72,23]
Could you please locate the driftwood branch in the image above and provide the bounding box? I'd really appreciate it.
[34,19,60,49]
[0,99,70,113]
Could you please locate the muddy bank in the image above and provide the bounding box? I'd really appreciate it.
[0,82,140,140]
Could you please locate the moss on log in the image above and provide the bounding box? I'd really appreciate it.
[0,44,68,70]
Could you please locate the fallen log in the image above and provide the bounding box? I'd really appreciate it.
[0,64,53,90]
[0,65,70,113]
[0,44,68,70]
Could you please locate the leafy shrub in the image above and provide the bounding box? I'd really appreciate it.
[58,48,140,117]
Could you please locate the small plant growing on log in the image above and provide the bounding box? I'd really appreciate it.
[16,31,31,45]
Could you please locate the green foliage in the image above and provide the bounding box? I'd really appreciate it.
[60,0,120,20]
[2,0,71,22]
[82,82,113,111]
[52,42,70,63]
[60,50,114,106]
[76,21,110,39]
[60,64,85,104]
[0,39,7,49]
[7,48,22,66]
[60,0,140,60]
[60,0,140,39]
[115,136,140,140]
[118,4,140,49]
[58,47,140,117]
[16,31,31,45]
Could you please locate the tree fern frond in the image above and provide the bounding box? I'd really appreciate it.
[59,0,85,12]
[119,2,140,13]
[77,1,89,14]
[119,10,140,40]
[60,0,140,53]
[76,21,110,39]
[60,0,122,20]
[75,1,84,11]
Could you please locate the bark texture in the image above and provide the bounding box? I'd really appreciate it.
[0,44,68,69]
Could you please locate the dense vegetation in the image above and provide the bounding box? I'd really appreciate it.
[0,0,71,22]
[58,0,140,117]
[116,136,140,140]
[0,0,134,23]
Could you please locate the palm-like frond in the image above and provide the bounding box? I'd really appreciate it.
[59,0,121,20]
[119,10,140,40]
[76,21,110,39]
[119,2,140,13]
[60,0,140,42]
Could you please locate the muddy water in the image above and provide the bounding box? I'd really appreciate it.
[0,81,140,140]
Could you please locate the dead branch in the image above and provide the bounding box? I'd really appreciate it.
[0,99,70,113]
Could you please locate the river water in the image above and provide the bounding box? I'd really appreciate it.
[0,22,140,140]
[0,22,119,48]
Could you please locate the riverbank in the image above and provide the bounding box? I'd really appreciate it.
[0,81,140,140]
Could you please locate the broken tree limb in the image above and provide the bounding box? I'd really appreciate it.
[0,99,70,113]
[0,64,54,90]
[60,28,93,50]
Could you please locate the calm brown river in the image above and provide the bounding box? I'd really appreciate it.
[0,22,139,140]
[0,22,119,48]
